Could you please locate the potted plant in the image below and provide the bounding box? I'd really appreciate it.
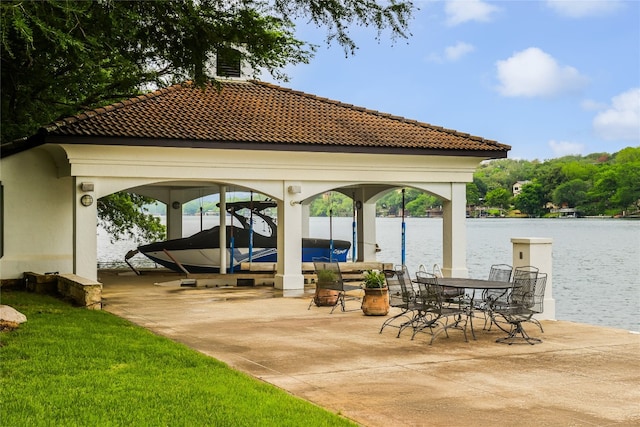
[313,268,339,306]
[361,269,390,316]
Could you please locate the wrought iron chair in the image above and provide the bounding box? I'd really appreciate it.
[420,263,465,303]
[379,267,418,334]
[411,271,468,345]
[494,273,547,345]
[477,264,513,329]
[308,259,361,313]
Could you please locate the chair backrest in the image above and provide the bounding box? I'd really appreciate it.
[415,270,443,310]
[313,258,344,291]
[510,266,539,304]
[395,265,416,300]
[484,264,513,303]
[530,273,547,314]
[512,265,539,281]
[386,268,413,308]
[488,264,513,282]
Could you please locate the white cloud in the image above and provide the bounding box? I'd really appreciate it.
[427,41,475,63]
[445,0,500,26]
[445,42,475,61]
[495,47,589,97]
[581,99,607,111]
[548,140,585,157]
[593,88,640,142]
[545,0,622,18]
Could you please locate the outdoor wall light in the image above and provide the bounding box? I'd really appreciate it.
[80,194,94,207]
[80,182,94,192]
[287,185,301,194]
[172,201,181,209]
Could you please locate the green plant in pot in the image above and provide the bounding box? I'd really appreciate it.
[313,268,339,306]
[363,270,386,288]
[361,269,389,315]
[316,269,337,284]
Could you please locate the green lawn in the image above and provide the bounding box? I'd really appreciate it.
[0,290,356,426]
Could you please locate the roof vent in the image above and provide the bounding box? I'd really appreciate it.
[216,48,241,78]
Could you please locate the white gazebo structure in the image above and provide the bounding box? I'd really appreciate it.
[0,79,510,290]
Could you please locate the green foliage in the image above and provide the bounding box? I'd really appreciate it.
[316,269,337,283]
[363,269,386,288]
[98,193,166,243]
[485,188,512,210]
[1,0,413,144]
[513,181,545,217]
[474,147,640,217]
[552,179,589,207]
[0,291,356,427]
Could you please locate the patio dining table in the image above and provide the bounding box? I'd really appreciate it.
[436,278,514,340]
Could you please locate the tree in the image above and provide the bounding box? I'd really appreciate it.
[513,182,545,217]
[1,0,413,145]
[2,0,413,241]
[484,188,512,210]
[466,183,480,206]
[552,179,589,208]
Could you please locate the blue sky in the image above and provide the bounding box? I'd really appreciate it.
[264,0,640,161]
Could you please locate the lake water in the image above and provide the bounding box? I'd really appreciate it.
[99,217,640,332]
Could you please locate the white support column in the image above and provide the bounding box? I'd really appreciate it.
[359,201,377,262]
[219,186,227,274]
[167,190,183,239]
[73,178,98,280]
[442,182,468,278]
[301,202,310,238]
[275,185,304,293]
[512,237,555,320]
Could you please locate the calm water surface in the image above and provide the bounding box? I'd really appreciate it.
[99,217,639,332]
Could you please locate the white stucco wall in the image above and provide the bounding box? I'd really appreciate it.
[1,147,73,278]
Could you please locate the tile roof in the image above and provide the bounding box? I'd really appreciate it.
[43,80,510,156]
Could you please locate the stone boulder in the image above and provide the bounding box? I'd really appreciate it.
[0,305,27,324]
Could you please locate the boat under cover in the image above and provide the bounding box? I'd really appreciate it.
[131,200,350,273]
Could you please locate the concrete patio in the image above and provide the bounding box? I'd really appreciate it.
[100,271,640,426]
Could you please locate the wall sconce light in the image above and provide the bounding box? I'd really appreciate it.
[172,201,181,209]
[80,182,94,192]
[80,194,94,207]
[355,200,363,210]
[287,185,301,194]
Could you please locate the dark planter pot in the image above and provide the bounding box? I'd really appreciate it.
[361,287,390,315]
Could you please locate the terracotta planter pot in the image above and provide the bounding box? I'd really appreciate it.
[314,283,339,306]
[361,287,390,316]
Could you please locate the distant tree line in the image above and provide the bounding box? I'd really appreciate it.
[309,147,640,218]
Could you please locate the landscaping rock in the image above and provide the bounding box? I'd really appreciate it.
[0,305,27,324]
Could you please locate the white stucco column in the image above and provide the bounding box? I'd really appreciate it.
[442,182,468,278]
[275,185,304,292]
[301,202,310,237]
[219,186,227,274]
[74,179,98,280]
[167,190,183,239]
[359,201,377,262]
[512,237,555,320]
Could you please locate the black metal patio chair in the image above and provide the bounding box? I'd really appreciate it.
[494,273,547,345]
[411,271,468,345]
[379,265,419,335]
[308,258,361,313]
[477,264,513,329]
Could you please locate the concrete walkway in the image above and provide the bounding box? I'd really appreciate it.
[100,271,640,426]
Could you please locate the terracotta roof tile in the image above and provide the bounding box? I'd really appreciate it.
[44,80,510,155]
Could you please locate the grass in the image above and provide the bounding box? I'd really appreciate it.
[0,290,356,427]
